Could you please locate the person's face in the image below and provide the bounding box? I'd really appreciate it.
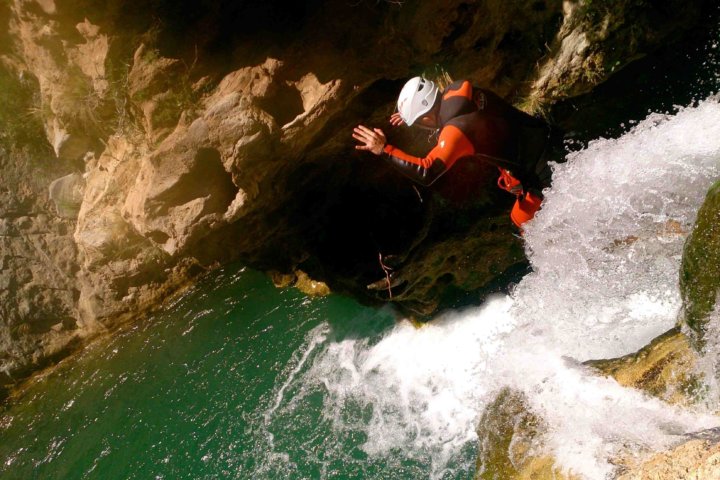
[416,111,439,130]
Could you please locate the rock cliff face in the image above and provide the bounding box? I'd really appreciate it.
[0,0,709,394]
[0,63,80,393]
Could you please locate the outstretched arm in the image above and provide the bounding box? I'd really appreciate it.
[352,125,387,155]
[352,124,475,186]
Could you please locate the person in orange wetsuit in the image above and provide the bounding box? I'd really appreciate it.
[352,77,562,229]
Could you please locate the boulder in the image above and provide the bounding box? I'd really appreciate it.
[475,388,577,480]
[680,181,720,350]
[586,327,702,406]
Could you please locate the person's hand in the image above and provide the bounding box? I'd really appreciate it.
[389,112,405,127]
[352,125,386,155]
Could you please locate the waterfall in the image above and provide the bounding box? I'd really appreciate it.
[258,98,720,479]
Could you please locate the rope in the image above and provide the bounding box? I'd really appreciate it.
[378,253,394,299]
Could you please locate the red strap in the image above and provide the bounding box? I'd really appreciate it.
[497,168,523,196]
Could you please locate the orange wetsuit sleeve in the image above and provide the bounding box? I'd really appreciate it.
[382,125,475,186]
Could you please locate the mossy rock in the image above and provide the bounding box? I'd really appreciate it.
[680,180,720,350]
[268,269,331,297]
[294,270,331,297]
[0,67,46,149]
[476,388,577,480]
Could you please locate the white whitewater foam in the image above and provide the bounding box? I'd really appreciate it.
[267,98,720,479]
[518,100,720,359]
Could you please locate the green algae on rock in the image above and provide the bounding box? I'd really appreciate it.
[680,180,720,350]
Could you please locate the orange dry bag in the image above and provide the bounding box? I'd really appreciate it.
[497,169,543,229]
[510,191,543,228]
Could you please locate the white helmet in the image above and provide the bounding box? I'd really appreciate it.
[397,77,439,126]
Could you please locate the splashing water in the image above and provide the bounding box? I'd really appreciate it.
[255,98,720,479]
